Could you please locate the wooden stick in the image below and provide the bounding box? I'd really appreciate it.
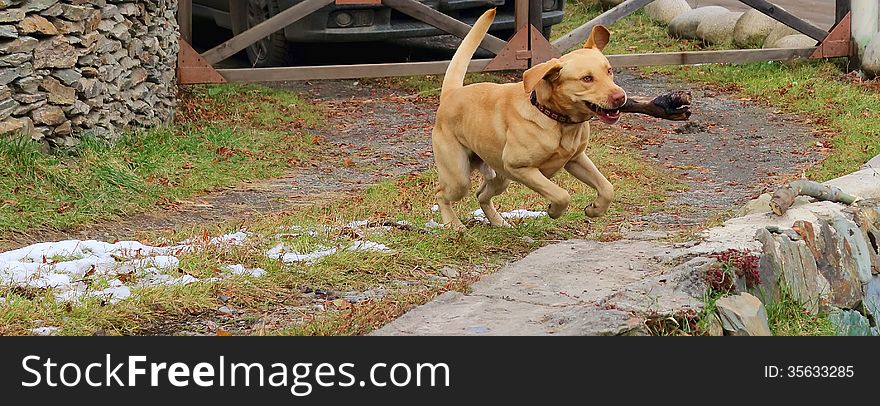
[770,180,860,216]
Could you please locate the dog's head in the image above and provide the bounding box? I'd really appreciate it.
[523,25,626,124]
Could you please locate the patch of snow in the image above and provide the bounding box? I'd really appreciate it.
[347,241,391,252]
[431,205,439,212]
[424,220,444,229]
[30,327,58,336]
[268,243,339,264]
[472,208,547,223]
[225,264,266,278]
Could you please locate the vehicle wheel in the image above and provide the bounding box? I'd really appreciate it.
[243,0,292,67]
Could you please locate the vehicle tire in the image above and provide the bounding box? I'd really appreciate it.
[240,0,292,67]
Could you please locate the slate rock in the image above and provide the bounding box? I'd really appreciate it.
[715,293,772,336]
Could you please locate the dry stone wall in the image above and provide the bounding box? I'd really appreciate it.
[0,0,179,147]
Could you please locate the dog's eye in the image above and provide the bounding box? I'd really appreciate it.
[581,75,593,83]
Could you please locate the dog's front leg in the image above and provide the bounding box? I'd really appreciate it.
[507,167,571,219]
[564,153,614,218]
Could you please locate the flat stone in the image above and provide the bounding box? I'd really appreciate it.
[0,24,17,38]
[0,52,29,66]
[0,95,16,119]
[0,8,24,23]
[51,68,80,85]
[0,35,37,53]
[18,14,58,35]
[51,17,84,35]
[59,4,89,21]
[20,0,59,13]
[644,0,691,25]
[864,276,880,326]
[809,218,865,308]
[696,11,744,45]
[439,266,459,279]
[30,104,65,125]
[756,228,828,314]
[734,9,777,48]
[33,36,77,68]
[39,76,75,105]
[0,116,31,134]
[829,309,873,336]
[12,91,46,103]
[669,6,729,40]
[373,239,706,335]
[715,293,772,336]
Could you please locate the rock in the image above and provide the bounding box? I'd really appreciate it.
[30,104,65,125]
[805,218,865,309]
[0,116,31,134]
[644,0,691,25]
[0,62,31,85]
[829,309,873,336]
[0,95,16,119]
[864,276,880,325]
[734,9,777,48]
[737,193,811,216]
[715,293,772,336]
[217,306,234,315]
[763,22,800,48]
[39,76,75,105]
[669,6,730,40]
[52,120,70,136]
[756,228,828,314]
[12,91,45,103]
[73,77,100,98]
[852,202,880,275]
[862,32,880,78]
[696,11,743,45]
[0,35,37,53]
[51,17,84,35]
[51,68,80,85]
[20,0,59,13]
[440,266,460,279]
[0,24,17,38]
[18,14,58,35]
[59,4,89,21]
[825,167,880,200]
[0,52,29,66]
[0,8,24,23]
[33,36,77,68]
[772,34,818,49]
[604,256,715,315]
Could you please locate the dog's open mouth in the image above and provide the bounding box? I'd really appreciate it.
[585,101,620,124]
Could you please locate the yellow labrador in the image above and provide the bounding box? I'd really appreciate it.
[432,9,631,228]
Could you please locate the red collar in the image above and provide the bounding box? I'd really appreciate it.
[530,91,587,124]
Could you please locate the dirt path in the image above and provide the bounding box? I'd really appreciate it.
[2,71,821,247]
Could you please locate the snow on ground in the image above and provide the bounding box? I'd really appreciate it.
[0,231,264,306]
[266,240,391,265]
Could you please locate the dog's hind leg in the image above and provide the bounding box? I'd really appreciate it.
[476,175,512,227]
[564,152,614,218]
[432,129,470,229]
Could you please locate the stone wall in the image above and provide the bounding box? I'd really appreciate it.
[0,0,179,147]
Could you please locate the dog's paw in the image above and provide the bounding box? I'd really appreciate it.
[584,203,607,218]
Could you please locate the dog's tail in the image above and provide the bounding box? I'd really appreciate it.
[440,8,496,99]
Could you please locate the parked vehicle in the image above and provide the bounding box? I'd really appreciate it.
[193,0,565,67]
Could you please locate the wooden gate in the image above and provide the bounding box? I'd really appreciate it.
[177,0,854,84]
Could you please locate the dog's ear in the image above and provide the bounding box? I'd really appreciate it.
[523,59,563,94]
[583,25,610,51]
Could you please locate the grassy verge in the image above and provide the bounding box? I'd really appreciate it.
[0,127,682,335]
[0,84,322,234]
[565,1,879,181]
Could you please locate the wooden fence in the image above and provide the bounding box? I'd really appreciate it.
[177,0,854,84]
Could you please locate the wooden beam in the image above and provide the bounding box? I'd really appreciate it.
[737,0,828,41]
[201,0,335,64]
[178,0,192,43]
[552,0,655,52]
[606,47,817,68]
[515,0,528,33]
[836,0,851,25]
[216,59,498,82]
[382,0,506,54]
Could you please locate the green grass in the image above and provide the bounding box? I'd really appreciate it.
[0,84,322,234]
[561,1,880,181]
[0,128,683,335]
[765,287,835,336]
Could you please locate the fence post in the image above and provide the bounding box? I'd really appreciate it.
[851,0,878,66]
